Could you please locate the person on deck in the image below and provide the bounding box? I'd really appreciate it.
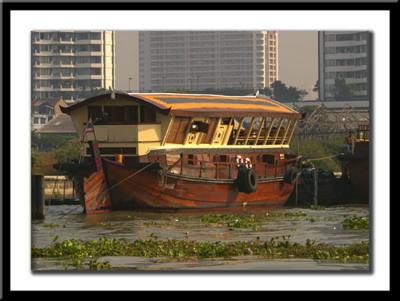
[344,130,354,154]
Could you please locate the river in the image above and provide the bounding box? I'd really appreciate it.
[32,204,370,271]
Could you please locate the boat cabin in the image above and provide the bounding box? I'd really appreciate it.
[61,91,301,166]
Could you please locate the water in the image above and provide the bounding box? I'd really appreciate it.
[32,204,370,271]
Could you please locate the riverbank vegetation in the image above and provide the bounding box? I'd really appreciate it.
[290,136,345,172]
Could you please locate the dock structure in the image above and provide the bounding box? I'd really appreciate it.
[31,175,44,220]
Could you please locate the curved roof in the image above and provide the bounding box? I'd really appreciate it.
[61,91,300,118]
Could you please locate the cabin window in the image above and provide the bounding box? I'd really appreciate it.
[140,106,156,123]
[88,106,138,125]
[219,155,228,162]
[187,154,196,165]
[125,106,139,123]
[88,106,103,124]
[262,154,275,165]
[86,147,137,155]
[189,121,209,133]
[221,118,231,125]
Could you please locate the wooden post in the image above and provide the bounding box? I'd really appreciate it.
[32,175,44,220]
[180,153,183,175]
[313,167,318,206]
[63,178,66,200]
[295,176,299,206]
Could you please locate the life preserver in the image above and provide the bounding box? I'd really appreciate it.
[236,155,244,167]
[245,157,252,169]
[236,165,257,194]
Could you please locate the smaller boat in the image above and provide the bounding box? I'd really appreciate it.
[338,123,369,203]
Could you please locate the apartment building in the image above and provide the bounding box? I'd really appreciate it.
[318,31,372,100]
[139,31,278,92]
[32,31,115,103]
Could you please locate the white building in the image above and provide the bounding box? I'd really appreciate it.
[32,31,115,103]
[139,31,278,92]
[318,31,371,100]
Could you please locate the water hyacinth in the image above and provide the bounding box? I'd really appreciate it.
[32,236,369,270]
[200,214,262,230]
[342,215,369,230]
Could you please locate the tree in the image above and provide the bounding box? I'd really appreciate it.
[54,138,81,164]
[313,80,319,93]
[270,81,288,100]
[334,78,353,100]
[269,80,308,102]
[259,87,273,96]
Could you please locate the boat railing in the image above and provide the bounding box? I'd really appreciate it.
[168,155,296,180]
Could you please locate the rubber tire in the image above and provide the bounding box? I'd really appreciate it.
[284,166,298,184]
[236,165,257,194]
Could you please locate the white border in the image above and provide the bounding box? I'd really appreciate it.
[10,10,390,291]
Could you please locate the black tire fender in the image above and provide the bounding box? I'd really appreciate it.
[236,165,257,194]
[284,166,298,184]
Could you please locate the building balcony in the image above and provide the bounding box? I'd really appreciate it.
[75,51,102,56]
[32,63,53,68]
[33,86,56,92]
[51,63,76,68]
[34,51,77,56]
[325,65,368,72]
[345,78,368,84]
[32,74,52,79]
[75,74,102,80]
[325,52,368,60]
[49,74,76,79]
[74,39,102,44]
[325,40,368,47]
[32,51,53,56]
[324,78,367,85]
[58,87,78,91]
[75,63,102,68]
[33,86,78,92]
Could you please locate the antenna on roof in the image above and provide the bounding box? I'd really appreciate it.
[109,86,116,100]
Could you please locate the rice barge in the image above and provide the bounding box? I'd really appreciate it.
[61,92,302,213]
[338,124,370,203]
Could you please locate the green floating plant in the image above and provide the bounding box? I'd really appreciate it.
[32,236,369,269]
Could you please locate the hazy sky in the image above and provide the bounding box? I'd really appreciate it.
[115,31,139,91]
[115,31,319,99]
[278,31,318,99]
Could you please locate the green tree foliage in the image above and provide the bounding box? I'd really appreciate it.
[54,139,81,164]
[164,81,307,101]
[32,130,76,152]
[313,80,319,93]
[270,81,308,102]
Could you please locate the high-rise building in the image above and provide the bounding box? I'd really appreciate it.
[139,31,278,92]
[32,31,115,103]
[318,31,371,100]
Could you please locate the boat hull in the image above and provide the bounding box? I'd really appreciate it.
[103,159,295,210]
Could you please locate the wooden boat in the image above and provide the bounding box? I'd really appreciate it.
[61,91,302,212]
[338,124,369,203]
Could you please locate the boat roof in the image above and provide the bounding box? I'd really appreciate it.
[60,91,301,118]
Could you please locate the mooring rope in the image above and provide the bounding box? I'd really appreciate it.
[105,162,157,192]
[307,154,338,162]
